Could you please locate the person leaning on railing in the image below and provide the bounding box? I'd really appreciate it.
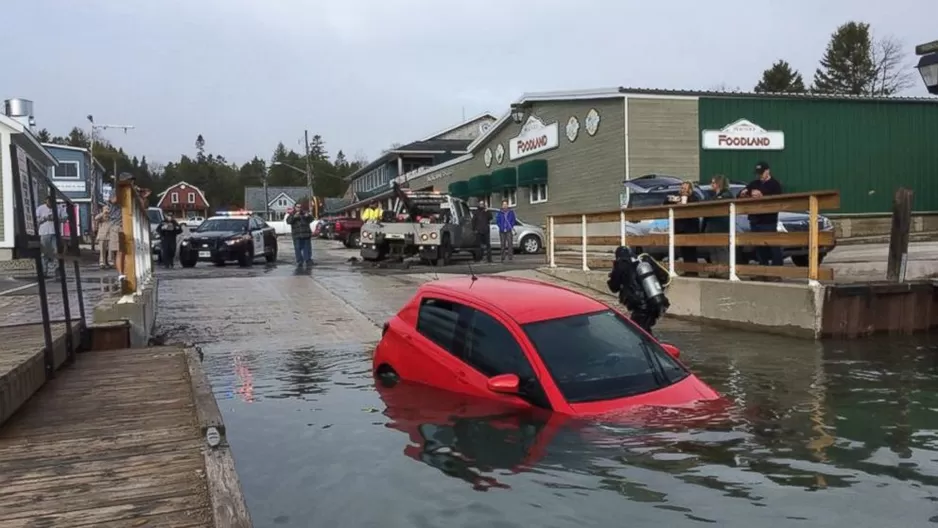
[702,175,734,278]
[666,181,700,277]
[738,161,784,273]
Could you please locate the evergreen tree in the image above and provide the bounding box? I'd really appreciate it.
[36,128,52,142]
[334,150,348,168]
[195,134,206,160]
[308,134,328,161]
[754,60,806,93]
[812,22,877,95]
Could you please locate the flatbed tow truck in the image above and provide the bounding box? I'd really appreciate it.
[359,183,481,265]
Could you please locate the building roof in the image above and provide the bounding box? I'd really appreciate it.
[322,197,351,214]
[390,138,472,153]
[42,142,107,172]
[416,112,498,142]
[156,181,210,208]
[464,86,938,155]
[421,275,607,324]
[243,186,308,211]
[0,114,58,166]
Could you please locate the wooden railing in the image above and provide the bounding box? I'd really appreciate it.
[546,190,840,282]
[118,180,154,296]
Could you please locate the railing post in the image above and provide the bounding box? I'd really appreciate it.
[667,207,676,277]
[620,210,626,246]
[548,216,556,268]
[581,214,589,271]
[728,202,740,282]
[808,195,819,285]
[119,182,138,296]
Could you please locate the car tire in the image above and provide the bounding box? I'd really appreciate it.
[375,364,400,388]
[521,234,541,254]
[266,245,277,263]
[181,258,196,268]
[439,236,453,266]
[239,247,254,267]
[790,254,824,267]
[349,232,361,249]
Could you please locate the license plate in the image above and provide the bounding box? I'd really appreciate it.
[198,251,210,258]
[386,233,405,239]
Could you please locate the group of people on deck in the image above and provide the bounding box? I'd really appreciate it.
[670,160,784,279]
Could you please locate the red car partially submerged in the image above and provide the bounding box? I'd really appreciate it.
[373,276,721,417]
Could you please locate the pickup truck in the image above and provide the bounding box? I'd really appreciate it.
[333,217,364,248]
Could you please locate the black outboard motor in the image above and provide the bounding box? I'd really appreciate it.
[607,246,671,335]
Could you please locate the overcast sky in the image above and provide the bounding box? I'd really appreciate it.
[1,0,934,165]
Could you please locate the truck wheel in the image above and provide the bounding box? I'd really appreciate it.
[349,232,361,248]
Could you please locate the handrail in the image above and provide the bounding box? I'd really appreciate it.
[118,180,153,296]
[546,190,840,283]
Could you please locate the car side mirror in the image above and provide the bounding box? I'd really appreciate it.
[486,373,520,394]
[661,343,681,359]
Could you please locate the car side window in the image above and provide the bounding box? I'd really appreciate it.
[628,193,668,208]
[463,309,534,379]
[416,298,468,356]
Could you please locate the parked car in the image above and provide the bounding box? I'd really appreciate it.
[147,207,164,260]
[623,175,836,266]
[373,276,721,415]
[333,217,364,248]
[487,209,544,254]
[179,215,204,229]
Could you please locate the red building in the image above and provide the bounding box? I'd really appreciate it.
[156,181,211,219]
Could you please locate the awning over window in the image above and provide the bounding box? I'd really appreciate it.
[490,167,518,190]
[448,181,470,199]
[517,159,548,187]
[467,174,492,196]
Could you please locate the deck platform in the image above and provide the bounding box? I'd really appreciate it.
[0,346,249,527]
[0,321,83,425]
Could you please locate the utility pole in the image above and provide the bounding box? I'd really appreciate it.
[263,168,270,220]
[303,129,317,217]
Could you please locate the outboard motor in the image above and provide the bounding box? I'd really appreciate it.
[607,246,670,335]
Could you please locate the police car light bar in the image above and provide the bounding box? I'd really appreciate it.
[216,210,253,216]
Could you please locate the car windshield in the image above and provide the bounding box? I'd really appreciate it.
[196,219,247,233]
[522,310,689,403]
[147,210,163,224]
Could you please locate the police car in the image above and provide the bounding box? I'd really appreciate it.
[178,211,278,267]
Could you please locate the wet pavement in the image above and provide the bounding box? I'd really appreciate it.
[155,238,938,528]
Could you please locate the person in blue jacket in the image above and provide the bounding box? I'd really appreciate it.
[495,200,516,262]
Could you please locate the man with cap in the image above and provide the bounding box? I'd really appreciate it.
[739,161,784,271]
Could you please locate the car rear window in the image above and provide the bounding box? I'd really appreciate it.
[522,310,688,403]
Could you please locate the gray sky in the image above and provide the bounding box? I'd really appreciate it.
[2,0,934,165]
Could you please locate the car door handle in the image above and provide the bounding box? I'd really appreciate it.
[457,370,467,378]
[403,334,413,341]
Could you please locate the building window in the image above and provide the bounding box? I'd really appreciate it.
[277,198,288,207]
[188,192,196,204]
[529,184,548,204]
[171,192,179,204]
[501,188,517,207]
[53,161,80,179]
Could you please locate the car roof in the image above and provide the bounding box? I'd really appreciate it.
[419,275,607,324]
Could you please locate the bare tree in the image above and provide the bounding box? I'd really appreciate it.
[149,162,166,178]
[708,82,741,92]
[870,35,916,96]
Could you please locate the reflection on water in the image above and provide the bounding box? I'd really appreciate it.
[158,268,938,527]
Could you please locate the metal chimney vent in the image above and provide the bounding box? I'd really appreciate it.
[4,98,36,128]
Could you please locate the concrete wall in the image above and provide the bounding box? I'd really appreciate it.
[537,267,824,339]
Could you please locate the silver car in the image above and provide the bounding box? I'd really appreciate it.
[487,208,544,254]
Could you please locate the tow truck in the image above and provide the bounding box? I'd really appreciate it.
[359,183,481,265]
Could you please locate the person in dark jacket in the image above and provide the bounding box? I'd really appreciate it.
[739,161,784,269]
[286,205,315,266]
[667,181,700,276]
[471,201,492,263]
[703,175,734,272]
[158,212,183,268]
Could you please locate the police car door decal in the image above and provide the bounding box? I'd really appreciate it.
[252,228,265,255]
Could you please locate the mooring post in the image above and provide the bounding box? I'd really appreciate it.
[886,187,913,283]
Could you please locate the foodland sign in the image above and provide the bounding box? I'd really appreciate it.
[509,116,559,161]
[701,119,785,150]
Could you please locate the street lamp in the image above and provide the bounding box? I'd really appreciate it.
[510,103,526,124]
[915,40,938,95]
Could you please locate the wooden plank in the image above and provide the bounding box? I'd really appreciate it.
[0,346,217,527]
[184,348,253,528]
[557,232,835,248]
[550,190,841,223]
[809,195,819,281]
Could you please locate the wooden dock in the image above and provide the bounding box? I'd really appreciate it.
[0,346,251,528]
[0,321,83,425]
